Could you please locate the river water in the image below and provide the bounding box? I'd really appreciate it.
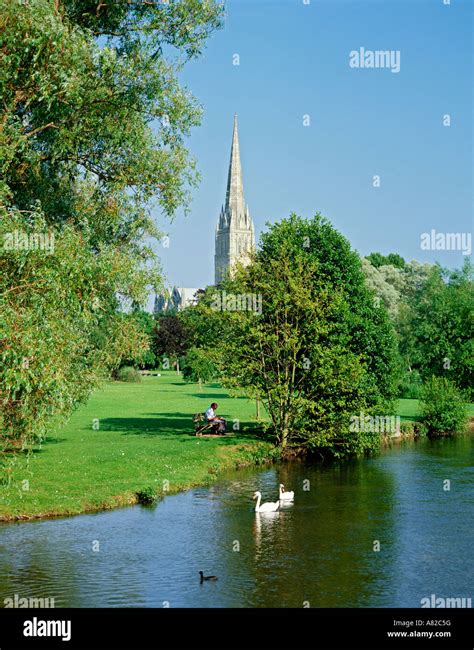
[0,435,472,608]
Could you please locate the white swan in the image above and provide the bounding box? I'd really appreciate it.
[279,484,294,501]
[253,491,279,512]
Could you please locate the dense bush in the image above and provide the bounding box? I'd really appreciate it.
[420,377,467,436]
[116,366,142,383]
[399,421,427,437]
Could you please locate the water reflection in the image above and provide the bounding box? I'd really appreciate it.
[253,511,282,554]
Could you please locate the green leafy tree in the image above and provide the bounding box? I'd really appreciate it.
[182,347,217,389]
[366,252,406,269]
[361,258,432,321]
[152,314,189,373]
[361,258,433,397]
[398,261,473,398]
[179,286,226,363]
[218,214,398,456]
[1,0,224,222]
[0,207,149,449]
[0,0,223,448]
[257,215,398,409]
[402,260,433,298]
[361,260,403,319]
[119,309,157,369]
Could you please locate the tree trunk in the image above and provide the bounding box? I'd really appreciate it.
[176,359,180,375]
[256,397,260,420]
[198,377,203,392]
[281,411,289,449]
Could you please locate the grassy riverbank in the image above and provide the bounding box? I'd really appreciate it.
[1,373,472,521]
[0,372,276,521]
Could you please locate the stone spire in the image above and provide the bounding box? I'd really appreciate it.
[215,114,255,285]
[225,114,245,225]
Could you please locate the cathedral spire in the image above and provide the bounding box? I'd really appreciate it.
[225,113,246,226]
[215,114,255,285]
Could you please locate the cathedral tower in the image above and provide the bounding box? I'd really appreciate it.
[214,114,255,285]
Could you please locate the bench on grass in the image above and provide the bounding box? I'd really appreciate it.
[193,412,221,436]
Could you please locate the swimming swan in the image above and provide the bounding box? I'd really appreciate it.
[253,491,279,512]
[279,484,294,501]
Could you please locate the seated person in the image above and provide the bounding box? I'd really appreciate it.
[205,402,226,434]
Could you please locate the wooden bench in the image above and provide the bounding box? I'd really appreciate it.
[193,413,221,436]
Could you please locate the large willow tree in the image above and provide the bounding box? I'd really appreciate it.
[0,0,224,448]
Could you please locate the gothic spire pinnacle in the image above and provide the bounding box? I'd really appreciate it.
[225,113,246,224]
[215,114,256,285]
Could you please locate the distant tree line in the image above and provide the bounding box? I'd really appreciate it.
[361,254,472,401]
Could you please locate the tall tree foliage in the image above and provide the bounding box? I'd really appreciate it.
[202,215,398,456]
[361,258,433,320]
[0,0,223,448]
[398,261,473,399]
[255,215,398,413]
[366,252,406,269]
[0,208,150,448]
[119,309,157,369]
[152,314,189,371]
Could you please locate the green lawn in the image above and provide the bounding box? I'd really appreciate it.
[398,398,423,421]
[1,374,472,521]
[398,398,474,422]
[0,372,274,521]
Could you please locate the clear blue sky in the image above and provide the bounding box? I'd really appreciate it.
[151,0,472,294]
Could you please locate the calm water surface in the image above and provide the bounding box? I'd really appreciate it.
[0,436,472,608]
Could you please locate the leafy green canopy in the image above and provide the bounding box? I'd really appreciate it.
[118,309,158,369]
[182,347,217,385]
[256,214,398,411]
[361,258,472,401]
[0,206,150,447]
[1,0,224,220]
[366,252,406,269]
[0,0,224,448]
[185,214,398,457]
[398,261,473,399]
[361,258,432,320]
